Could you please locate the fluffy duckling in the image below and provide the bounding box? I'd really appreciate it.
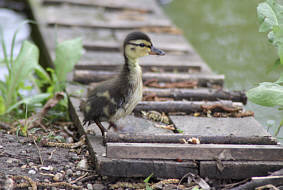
[80,31,165,136]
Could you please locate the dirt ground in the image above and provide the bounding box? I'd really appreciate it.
[0,131,109,190]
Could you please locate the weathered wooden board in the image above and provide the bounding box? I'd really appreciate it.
[77,51,207,73]
[106,143,283,161]
[106,132,278,145]
[74,70,224,86]
[44,26,191,53]
[88,135,198,178]
[200,161,283,179]
[42,0,158,13]
[44,5,172,29]
[134,100,243,113]
[143,88,247,104]
[170,116,271,137]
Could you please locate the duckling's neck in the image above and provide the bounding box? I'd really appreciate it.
[119,54,143,92]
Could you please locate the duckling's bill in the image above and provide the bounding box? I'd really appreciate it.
[149,46,165,55]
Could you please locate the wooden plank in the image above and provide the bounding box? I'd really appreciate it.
[200,161,283,179]
[42,0,157,13]
[143,88,247,104]
[44,6,172,29]
[89,135,198,178]
[106,143,283,161]
[73,70,224,87]
[77,52,206,73]
[45,26,191,53]
[134,101,243,113]
[170,116,271,137]
[106,133,278,145]
[43,26,117,51]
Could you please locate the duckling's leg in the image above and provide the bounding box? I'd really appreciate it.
[108,121,119,131]
[94,120,107,137]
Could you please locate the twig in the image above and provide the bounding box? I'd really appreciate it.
[70,172,88,184]
[16,181,82,189]
[48,148,57,159]
[41,135,85,149]
[151,179,179,189]
[13,176,37,190]
[33,138,44,165]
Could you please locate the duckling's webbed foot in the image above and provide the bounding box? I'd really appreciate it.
[108,121,119,131]
[94,120,108,137]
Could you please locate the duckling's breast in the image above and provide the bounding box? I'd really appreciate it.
[110,64,143,121]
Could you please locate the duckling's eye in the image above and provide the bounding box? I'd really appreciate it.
[139,43,145,47]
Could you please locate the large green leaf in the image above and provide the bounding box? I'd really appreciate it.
[54,38,82,87]
[6,40,39,108]
[247,82,283,107]
[257,0,283,33]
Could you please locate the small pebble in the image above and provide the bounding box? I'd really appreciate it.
[66,169,73,176]
[21,164,27,169]
[77,158,88,170]
[77,182,82,186]
[53,173,63,182]
[40,166,53,171]
[28,170,36,175]
[71,154,80,161]
[92,184,105,190]
[44,179,50,183]
[51,187,57,190]
[6,158,19,164]
[0,145,3,148]
[66,137,74,143]
[87,184,93,190]
[75,171,81,176]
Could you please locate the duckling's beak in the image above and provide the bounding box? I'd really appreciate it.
[149,46,165,55]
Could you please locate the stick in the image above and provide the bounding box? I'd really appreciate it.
[33,138,44,165]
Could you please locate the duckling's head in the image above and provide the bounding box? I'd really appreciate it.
[123,31,165,60]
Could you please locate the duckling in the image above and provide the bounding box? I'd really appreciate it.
[80,31,165,137]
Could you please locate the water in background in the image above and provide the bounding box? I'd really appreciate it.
[163,0,283,139]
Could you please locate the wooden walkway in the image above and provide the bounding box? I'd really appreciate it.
[28,0,283,179]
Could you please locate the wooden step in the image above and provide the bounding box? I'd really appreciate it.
[76,52,207,73]
[44,5,173,29]
[44,26,193,53]
[170,116,270,137]
[73,70,224,87]
[42,0,158,13]
[106,143,283,161]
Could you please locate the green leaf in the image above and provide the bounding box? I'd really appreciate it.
[247,82,283,107]
[144,173,153,183]
[0,96,5,115]
[6,93,50,113]
[6,40,39,108]
[257,0,283,33]
[274,117,283,136]
[54,38,82,88]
